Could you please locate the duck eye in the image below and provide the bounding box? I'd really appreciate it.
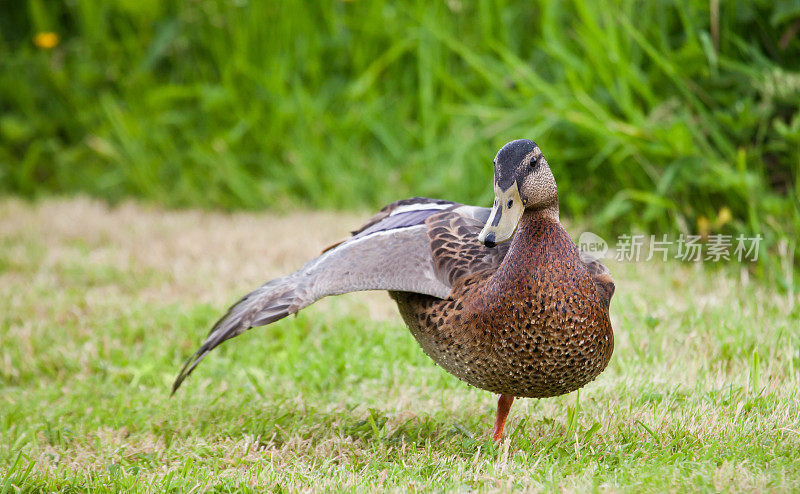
[507,199,514,209]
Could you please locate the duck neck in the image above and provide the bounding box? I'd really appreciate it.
[494,206,562,281]
[528,204,559,223]
[514,206,560,242]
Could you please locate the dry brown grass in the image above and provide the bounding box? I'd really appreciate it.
[0,196,399,318]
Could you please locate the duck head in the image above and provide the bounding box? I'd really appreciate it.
[478,139,559,248]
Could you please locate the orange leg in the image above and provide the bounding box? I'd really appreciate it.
[491,394,515,442]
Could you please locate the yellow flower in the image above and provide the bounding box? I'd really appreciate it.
[34,32,59,49]
[716,206,732,227]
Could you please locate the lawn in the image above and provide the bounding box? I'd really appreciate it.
[1,197,798,492]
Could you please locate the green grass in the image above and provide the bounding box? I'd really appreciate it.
[1,0,799,287]
[1,198,799,491]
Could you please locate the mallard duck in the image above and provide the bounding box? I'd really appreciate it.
[173,139,615,441]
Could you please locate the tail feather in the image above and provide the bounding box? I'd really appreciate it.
[171,276,304,394]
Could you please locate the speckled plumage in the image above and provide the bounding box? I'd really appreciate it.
[392,211,613,398]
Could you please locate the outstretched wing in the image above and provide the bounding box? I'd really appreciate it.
[173,198,507,392]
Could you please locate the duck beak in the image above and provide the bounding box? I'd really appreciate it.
[478,181,524,247]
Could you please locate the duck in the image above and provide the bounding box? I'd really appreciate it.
[172,139,615,442]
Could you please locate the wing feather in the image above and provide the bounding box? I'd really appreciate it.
[425,209,510,287]
[579,251,615,307]
[173,198,462,392]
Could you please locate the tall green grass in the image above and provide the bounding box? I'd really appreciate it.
[1,0,799,286]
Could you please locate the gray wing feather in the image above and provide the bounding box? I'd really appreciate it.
[172,217,452,392]
[350,197,455,235]
[451,205,491,223]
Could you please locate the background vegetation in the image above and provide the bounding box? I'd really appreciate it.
[1,0,799,287]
